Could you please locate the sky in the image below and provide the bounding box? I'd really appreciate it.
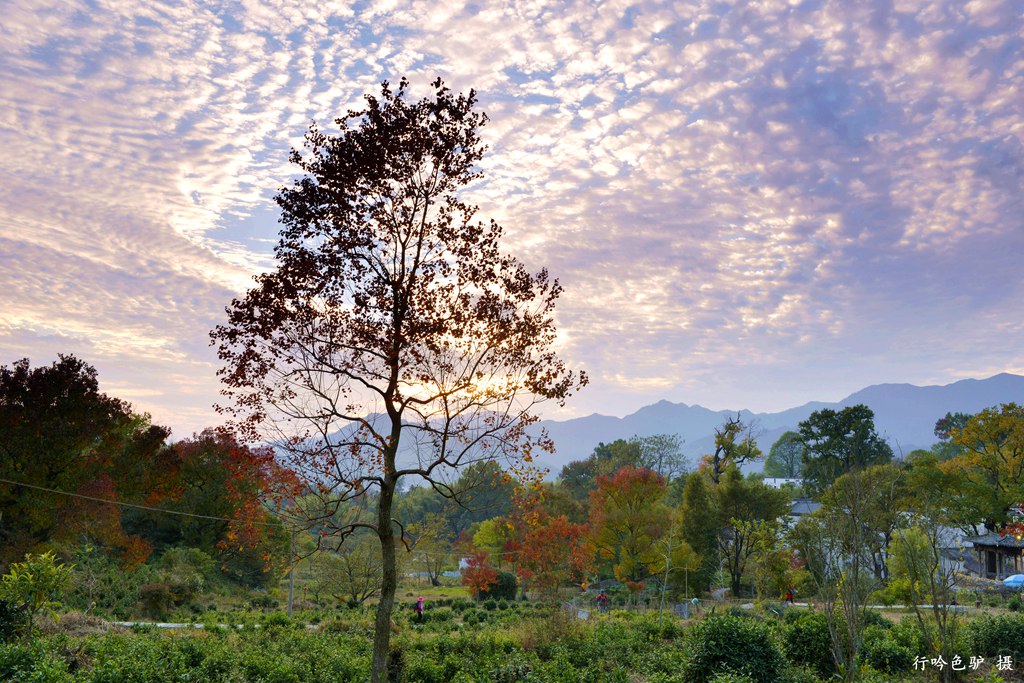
[1,0,1022,438]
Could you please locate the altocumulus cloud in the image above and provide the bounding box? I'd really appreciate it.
[0,0,1021,434]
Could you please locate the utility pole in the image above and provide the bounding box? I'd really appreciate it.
[659,523,676,626]
[287,527,296,617]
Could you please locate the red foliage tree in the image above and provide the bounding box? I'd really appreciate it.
[461,549,499,599]
[504,488,592,598]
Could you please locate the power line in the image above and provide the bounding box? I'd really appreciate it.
[0,477,523,557]
[0,477,278,526]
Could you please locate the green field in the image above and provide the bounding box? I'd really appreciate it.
[5,600,1024,682]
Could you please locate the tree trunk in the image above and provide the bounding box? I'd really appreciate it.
[371,475,398,683]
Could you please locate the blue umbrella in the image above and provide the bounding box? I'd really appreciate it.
[1003,574,1024,588]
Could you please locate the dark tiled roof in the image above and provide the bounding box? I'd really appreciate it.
[965,532,1024,549]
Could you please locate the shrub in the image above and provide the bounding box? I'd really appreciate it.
[709,674,755,683]
[1008,596,1021,612]
[889,616,925,654]
[139,583,175,618]
[249,595,277,610]
[0,551,72,641]
[481,572,518,601]
[0,599,20,643]
[861,625,914,673]
[158,548,216,600]
[862,609,891,630]
[489,655,534,683]
[427,607,454,623]
[783,611,835,678]
[262,611,293,628]
[482,598,498,611]
[681,614,786,683]
[963,613,1024,661]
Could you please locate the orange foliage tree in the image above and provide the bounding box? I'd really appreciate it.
[504,488,592,599]
[588,466,669,590]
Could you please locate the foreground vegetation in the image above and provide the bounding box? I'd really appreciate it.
[5,600,1024,682]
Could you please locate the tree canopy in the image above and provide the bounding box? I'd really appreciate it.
[210,78,584,683]
[797,405,893,495]
[764,430,803,479]
[0,355,172,568]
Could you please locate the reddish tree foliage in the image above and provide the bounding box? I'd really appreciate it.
[461,549,499,598]
[504,488,592,598]
[209,79,584,683]
[159,429,300,580]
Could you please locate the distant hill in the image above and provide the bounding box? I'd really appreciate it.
[531,373,1024,476]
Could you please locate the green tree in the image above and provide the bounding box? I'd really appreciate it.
[714,466,790,596]
[210,78,584,683]
[406,512,453,587]
[677,472,719,595]
[798,468,886,682]
[558,439,643,499]
[701,415,762,484]
[473,518,515,570]
[943,403,1024,533]
[798,405,893,495]
[764,431,803,479]
[0,551,72,643]
[0,355,173,568]
[311,534,384,606]
[631,433,687,481]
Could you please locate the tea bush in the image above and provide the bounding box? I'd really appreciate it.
[963,613,1024,661]
[861,625,914,673]
[0,599,20,643]
[782,610,835,678]
[681,614,787,683]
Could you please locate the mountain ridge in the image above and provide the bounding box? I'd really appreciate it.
[531,373,1024,475]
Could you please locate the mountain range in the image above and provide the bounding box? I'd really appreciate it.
[531,373,1024,475]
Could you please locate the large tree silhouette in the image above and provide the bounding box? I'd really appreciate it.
[211,78,584,682]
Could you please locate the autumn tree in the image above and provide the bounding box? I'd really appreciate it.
[211,78,584,683]
[798,405,893,495]
[461,549,499,599]
[941,403,1024,533]
[701,415,762,483]
[502,488,591,599]
[588,466,669,590]
[127,428,294,585]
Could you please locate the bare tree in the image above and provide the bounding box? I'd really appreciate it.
[211,78,584,683]
[631,433,688,481]
[792,469,882,682]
